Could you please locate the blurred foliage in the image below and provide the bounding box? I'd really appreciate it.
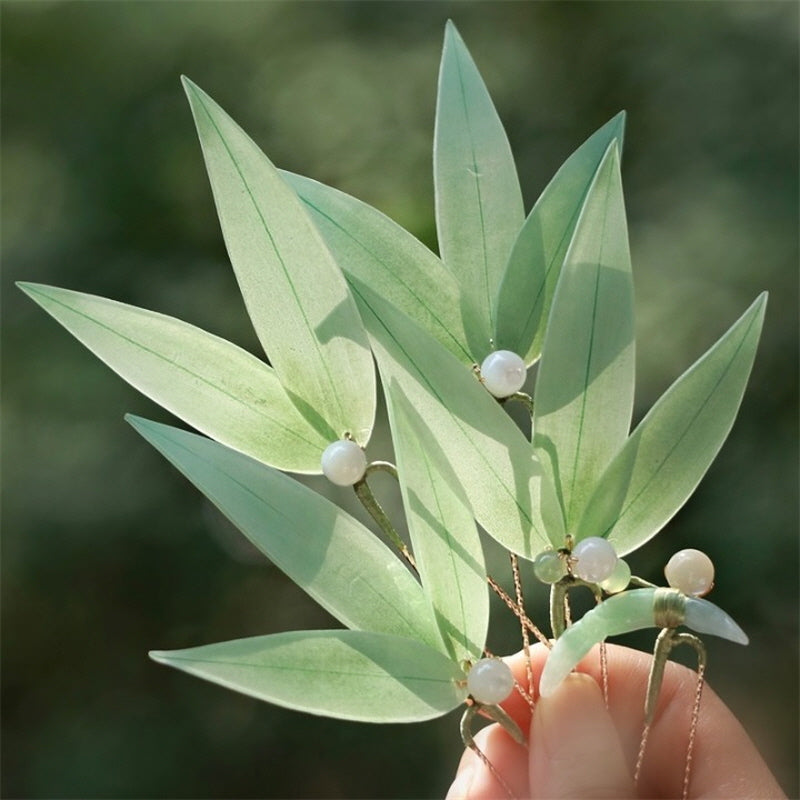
[2,2,797,798]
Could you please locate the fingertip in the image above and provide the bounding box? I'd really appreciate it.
[530,673,635,799]
[449,724,530,800]
[445,755,476,800]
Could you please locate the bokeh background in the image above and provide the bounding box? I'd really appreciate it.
[2,2,797,798]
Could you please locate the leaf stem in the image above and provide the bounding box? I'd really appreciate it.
[353,465,416,571]
[549,575,602,638]
[502,391,533,416]
[365,460,399,480]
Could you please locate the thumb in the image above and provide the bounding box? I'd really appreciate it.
[530,672,636,799]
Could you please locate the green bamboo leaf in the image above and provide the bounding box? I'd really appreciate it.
[386,382,489,662]
[494,112,627,364]
[128,416,442,648]
[351,279,564,558]
[434,21,524,360]
[282,171,474,365]
[183,78,375,445]
[151,630,466,723]
[17,283,329,473]
[533,142,635,532]
[576,294,767,556]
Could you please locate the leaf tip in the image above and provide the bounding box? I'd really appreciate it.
[148,650,171,665]
[124,413,145,430]
[743,291,768,329]
[612,110,627,148]
[594,136,623,181]
[125,414,163,444]
[181,75,209,112]
[180,74,197,94]
[16,281,55,308]
[753,291,768,326]
[443,19,465,48]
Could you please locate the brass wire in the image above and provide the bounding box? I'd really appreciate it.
[653,587,687,629]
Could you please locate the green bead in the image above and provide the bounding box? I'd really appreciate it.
[533,550,566,584]
[600,558,631,594]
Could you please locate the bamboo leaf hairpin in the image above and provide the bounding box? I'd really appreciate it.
[18,19,770,800]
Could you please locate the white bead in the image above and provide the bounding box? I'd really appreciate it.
[320,440,367,486]
[467,658,514,705]
[665,549,715,597]
[480,350,527,398]
[600,558,631,594]
[572,537,618,583]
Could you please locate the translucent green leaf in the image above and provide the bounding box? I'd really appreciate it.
[128,417,442,648]
[386,383,489,662]
[351,280,563,558]
[434,21,524,360]
[494,113,627,365]
[17,283,329,473]
[576,294,767,556]
[533,143,635,532]
[182,78,375,445]
[151,630,466,722]
[282,171,474,365]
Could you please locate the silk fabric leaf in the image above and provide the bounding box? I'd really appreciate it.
[386,382,489,662]
[494,112,627,365]
[151,630,466,723]
[533,142,635,532]
[17,283,328,473]
[576,293,767,556]
[351,279,563,558]
[183,78,375,445]
[128,416,441,648]
[282,171,473,365]
[434,21,524,360]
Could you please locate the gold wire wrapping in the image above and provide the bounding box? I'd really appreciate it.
[652,587,687,629]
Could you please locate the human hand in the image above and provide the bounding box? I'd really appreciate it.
[446,643,785,799]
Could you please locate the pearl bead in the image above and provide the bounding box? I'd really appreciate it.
[600,558,631,594]
[533,550,567,584]
[467,658,514,705]
[320,440,367,486]
[572,537,618,583]
[480,350,527,398]
[665,549,715,597]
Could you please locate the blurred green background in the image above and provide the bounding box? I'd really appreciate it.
[2,2,797,797]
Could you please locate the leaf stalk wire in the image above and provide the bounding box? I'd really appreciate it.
[599,640,609,709]
[487,575,551,648]
[634,626,707,797]
[510,553,534,698]
[353,463,416,571]
[549,575,601,638]
[364,460,399,480]
[460,704,519,800]
[501,391,533,416]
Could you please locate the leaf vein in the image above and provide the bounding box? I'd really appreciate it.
[193,90,348,429]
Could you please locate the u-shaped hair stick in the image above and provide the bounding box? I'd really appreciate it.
[539,588,748,697]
